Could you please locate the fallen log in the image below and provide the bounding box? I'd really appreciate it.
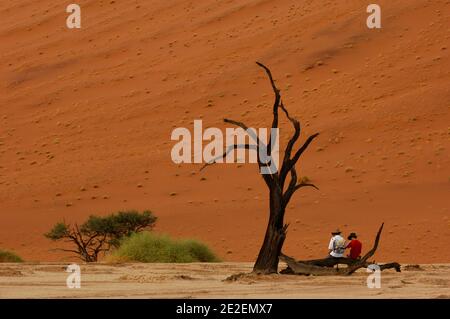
[279,223,401,276]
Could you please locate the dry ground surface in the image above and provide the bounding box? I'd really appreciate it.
[0,0,449,264]
[0,262,449,298]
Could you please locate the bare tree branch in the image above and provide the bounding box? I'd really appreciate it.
[281,133,320,179]
[286,166,298,192]
[294,183,319,192]
[256,62,281,131]
[256,62,281,157]
[280,102,301,160]
[200,144,256,171]
[224,118,250,131]
[346,223,384,275]
[279,102,301,186]
[221,118,274,187]
[291,133,320,165]
[282,167,318,206]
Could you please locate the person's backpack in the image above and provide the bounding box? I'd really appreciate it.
[333,236,346,255]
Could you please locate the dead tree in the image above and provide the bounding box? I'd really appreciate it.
[202,62,319,274]
[203,63,401,276]
[280,223,401,275]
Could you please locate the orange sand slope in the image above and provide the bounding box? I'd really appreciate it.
[0,0,449,263]
[0,263,449,298]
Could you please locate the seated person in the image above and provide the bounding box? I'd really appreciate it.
[345,232,362,259]
[328,228,346,258]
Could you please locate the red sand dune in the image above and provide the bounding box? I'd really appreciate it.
[0,0,449,263]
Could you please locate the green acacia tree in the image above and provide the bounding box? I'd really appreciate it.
[45,210,157,262]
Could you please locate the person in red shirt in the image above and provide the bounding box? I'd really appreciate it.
[345,232,362,259]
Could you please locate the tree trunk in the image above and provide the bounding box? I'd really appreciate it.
[280,254,401,276]
[253,190,286,274]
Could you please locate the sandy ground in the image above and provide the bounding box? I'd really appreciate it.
[0,0,449,265]
[0,262,449,298]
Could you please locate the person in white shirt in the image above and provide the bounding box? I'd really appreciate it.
[328,228,346,258]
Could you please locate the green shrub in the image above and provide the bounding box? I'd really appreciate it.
[0,249,23,263]
[182,239,220,262]
[109,232,220,263]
